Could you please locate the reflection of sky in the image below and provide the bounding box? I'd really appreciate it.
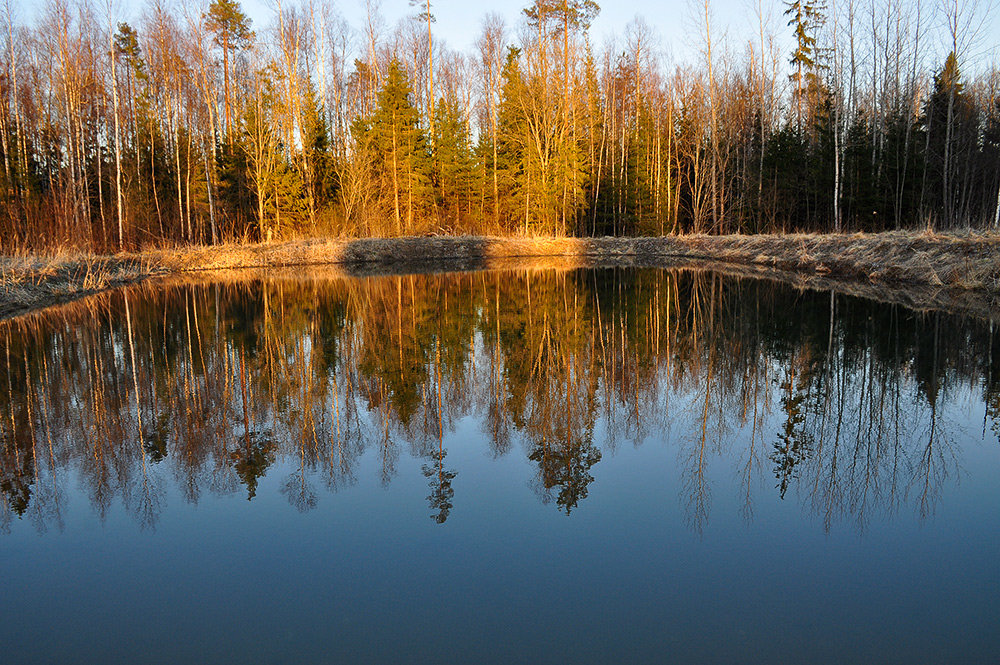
[3,383,998,663]
[2,289,999,663]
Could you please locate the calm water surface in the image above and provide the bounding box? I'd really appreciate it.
[1,267,998,664]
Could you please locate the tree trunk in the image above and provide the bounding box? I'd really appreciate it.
[109,14,125,249]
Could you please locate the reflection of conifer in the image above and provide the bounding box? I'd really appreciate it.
[230,431,276,500]
[529,438,602,514]
[770,368,813,499]
[0,442,33,517]
[422,450,456,524]
[987,328,1000,442]
[142,411,172,463]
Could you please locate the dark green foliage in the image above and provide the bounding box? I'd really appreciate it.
[432,95,474,227]
[217,139,254,238]
[493,47,528,232]
[300,84,336,209]
[922,52,980,227]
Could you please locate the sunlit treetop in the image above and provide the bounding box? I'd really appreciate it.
[783,0,826,71]
[204,0,254,50]
[522,0,601,33]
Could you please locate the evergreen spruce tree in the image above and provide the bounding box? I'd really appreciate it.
[237,67,310,240]
[300,83,335,224]
[216,137,254,238]
[353,60,431,234]
[494,47,529,232]
[923,52,975,227]
[432,95,474,229]
[985,93,1000,229]
[784,0,826,135]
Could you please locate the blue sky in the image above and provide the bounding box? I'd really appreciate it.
[243,0,783,62]
[236,0,998,70]
[20,0,999,74]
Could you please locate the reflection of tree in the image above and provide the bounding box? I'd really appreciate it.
[422,334,457,524]
[737,352,770,523]
[422,450,456,524]
[529,437,602,515]
[230,431,276,500]
[984,324,1000,444]
[908,371,960,521]
[770,364,813,500]
[126,468,165,531]
[281,470,318,513]
[0,442,33,527]
[0,268,993,534]
[988,387,1000,444]
[143,412,171,463]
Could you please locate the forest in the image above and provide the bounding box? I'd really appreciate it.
[0,0,998,251]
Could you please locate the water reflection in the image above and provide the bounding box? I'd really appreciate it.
[1,267,997,533]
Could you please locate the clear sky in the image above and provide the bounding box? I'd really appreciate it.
[20,0,999,74]
[230,0,998,71]
[239,0,786,63]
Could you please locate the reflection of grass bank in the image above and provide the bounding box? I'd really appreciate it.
[3,231,1000,318]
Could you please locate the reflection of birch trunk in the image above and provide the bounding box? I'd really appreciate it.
[685,349,714,534]
[124,294,144,453]
[740,354,765,521]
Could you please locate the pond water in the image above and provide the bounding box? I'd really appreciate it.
[1,267,998,664]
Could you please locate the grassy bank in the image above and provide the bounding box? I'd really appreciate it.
[3,231,999,319]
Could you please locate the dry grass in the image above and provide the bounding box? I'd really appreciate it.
[0,250,163,318]
[647,230,1000,291]
[2,230,999,319]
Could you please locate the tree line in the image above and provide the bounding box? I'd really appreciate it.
[1,0,998,250]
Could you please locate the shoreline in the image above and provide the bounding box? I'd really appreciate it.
[2,231,999,320]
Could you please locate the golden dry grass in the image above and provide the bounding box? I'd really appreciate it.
[0,250,162,318]
[2,231,999,319]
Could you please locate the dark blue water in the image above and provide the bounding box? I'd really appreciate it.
[1,268,998,664]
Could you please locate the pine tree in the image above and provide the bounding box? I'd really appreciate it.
[204,0,253,140]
